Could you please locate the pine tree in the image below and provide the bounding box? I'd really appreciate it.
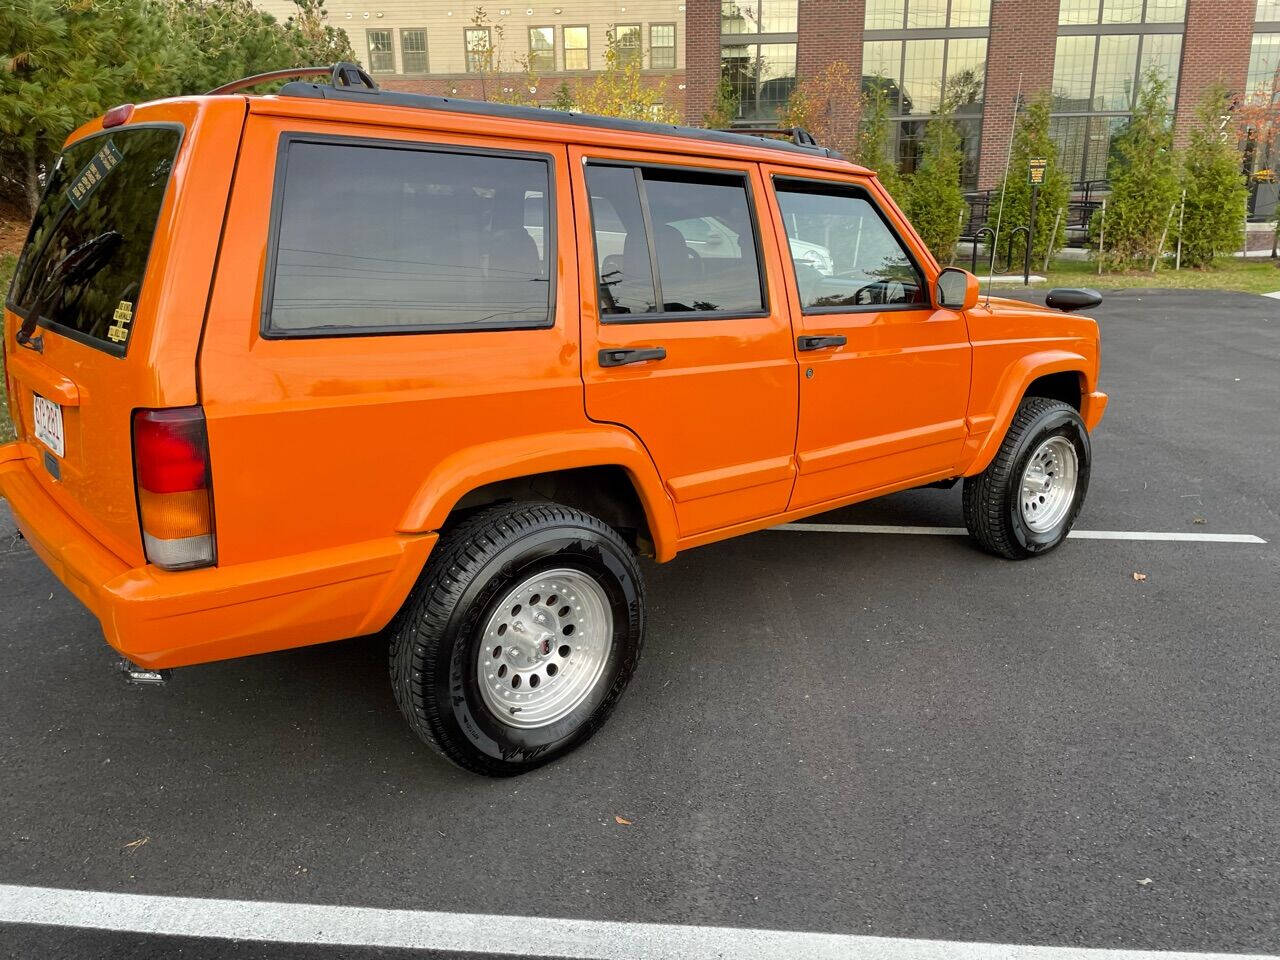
[1001,92,1069,267]
[1091,69,1181,270]
[903,102,966,262]
[1177,83,1248,268]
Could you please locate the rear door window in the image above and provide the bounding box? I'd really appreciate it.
[7,126,181,355]
[264,137,554,336]
[585,163,766,320]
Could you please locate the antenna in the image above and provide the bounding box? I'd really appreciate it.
[985,73,1022,307]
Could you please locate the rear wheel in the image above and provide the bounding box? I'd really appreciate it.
[963,397,1091,559]
[389,501,645,776]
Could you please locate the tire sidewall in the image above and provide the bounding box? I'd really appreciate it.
[1005,407,1092,555]
[430,525,642,769]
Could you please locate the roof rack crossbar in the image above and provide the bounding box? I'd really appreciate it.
[207,62,377,97]
[712,126,821,148]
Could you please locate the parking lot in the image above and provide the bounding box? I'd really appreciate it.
[1,288,1277,959]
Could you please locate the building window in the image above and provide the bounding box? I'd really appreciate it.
[865,0,991,30]
[400,29,427,74]
[465,26,492,73]
[564,25,590,70]
[721,42,797,122]
[721,0,799,34]
[367,29,394,73]
[1048,0,1184,181]
[529,25,555,72]
[1261,1,1280,21]
[1248,33,1280,102]
[861,36,988,186]
[651,23,676,70]
[612,24,642,66]
[1059,0,1186,24]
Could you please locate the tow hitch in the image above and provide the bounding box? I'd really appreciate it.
[117,658,170,685]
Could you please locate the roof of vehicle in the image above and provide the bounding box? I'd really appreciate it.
[276,79,852,163]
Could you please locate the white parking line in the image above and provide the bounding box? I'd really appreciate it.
[772,523,1268,544]
[0,884,1275,960]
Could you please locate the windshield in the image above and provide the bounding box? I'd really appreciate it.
[7,126,180,356]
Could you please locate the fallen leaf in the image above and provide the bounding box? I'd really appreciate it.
[614,815,632,826]
[1193,517,1206,525]
[1137,877,1153,885]
[1132,572,1147,582]
[123,837,149,851]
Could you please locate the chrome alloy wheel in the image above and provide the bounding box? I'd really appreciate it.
[1020,436,1079,533]
[476,569,613,729]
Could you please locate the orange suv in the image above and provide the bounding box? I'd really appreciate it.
[1,65,1107,775]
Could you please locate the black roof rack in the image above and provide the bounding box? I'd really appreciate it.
[207,62,377,96]
[247,63,843,160]
[712,126,821,148]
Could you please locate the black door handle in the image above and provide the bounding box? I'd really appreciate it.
[599,347,667,367]
[797,334,847,352]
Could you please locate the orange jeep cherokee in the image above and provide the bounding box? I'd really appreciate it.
[1,65,1107,776]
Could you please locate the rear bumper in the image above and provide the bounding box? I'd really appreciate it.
[0,443,436,669]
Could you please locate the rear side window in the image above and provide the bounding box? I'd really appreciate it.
[773,178,926,312]
[264,137,554,336]
[7,126,181,356]
[585,163,765,320]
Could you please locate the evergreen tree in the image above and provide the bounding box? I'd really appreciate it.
[1001,92,1069,267]
[903,101,966,262]
[1091,69,1181,269]
[1177,83,1248,268]
[0,0,171,214]
[857,78,905,204]
[550,81,576,112]
[702,75,739,128]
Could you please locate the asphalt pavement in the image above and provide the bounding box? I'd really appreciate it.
[1,289,1277,959]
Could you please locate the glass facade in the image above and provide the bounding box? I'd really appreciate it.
[722,42,798,121]
[721,0,799,34]
[860,1,990,188]
[1048,0,1185,183]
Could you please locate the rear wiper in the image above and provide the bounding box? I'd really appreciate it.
[17,231,123,352]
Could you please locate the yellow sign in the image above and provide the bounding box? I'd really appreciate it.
[108,301,133,344]
[1028,158,1048,185]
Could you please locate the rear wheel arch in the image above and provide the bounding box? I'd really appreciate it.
[396,430,678,562]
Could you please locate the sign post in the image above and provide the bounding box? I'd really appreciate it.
[1026,158,1047,285]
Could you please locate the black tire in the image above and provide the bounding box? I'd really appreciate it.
[962,397,1092,560]
[389,501,645,776]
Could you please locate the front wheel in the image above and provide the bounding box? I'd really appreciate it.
[389,501,645,776]
[963,397,1092,559]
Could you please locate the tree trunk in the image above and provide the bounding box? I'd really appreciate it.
[25,152,41,218]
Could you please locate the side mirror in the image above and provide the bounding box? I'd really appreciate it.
[1045,288,1103,312]
[936,267,979,311]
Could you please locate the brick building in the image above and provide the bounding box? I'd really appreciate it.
[686,0,1273,194]
[254,0,688,114]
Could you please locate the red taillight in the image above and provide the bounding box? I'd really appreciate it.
[133,407,215,570]
[102,104,134,128]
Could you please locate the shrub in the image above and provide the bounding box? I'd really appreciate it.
[857,78,906,204]
[1177,84,1248,268]
[1001,93,1070,267]
[903,102,966,263]
[1091,69,1181,270]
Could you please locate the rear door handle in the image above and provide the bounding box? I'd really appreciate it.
[797,335,847,352]
[599,347,667,367]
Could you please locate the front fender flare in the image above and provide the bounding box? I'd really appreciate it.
[963,350,1094,476]
[396,426,680,562]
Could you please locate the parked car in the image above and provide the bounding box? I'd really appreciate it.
[1,65,1107,776]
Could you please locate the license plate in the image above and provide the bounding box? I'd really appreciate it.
[33,394,65,458]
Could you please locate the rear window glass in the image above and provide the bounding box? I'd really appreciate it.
[7,127,180,355]
[265,139,553,336]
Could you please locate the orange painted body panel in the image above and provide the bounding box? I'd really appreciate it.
[0,90,1105,671]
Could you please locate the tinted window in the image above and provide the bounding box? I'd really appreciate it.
[586,164,765,319]
[586,165,657,316]
[266,140,553,335]
[8,127,180,355]
[774,180,926,311]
